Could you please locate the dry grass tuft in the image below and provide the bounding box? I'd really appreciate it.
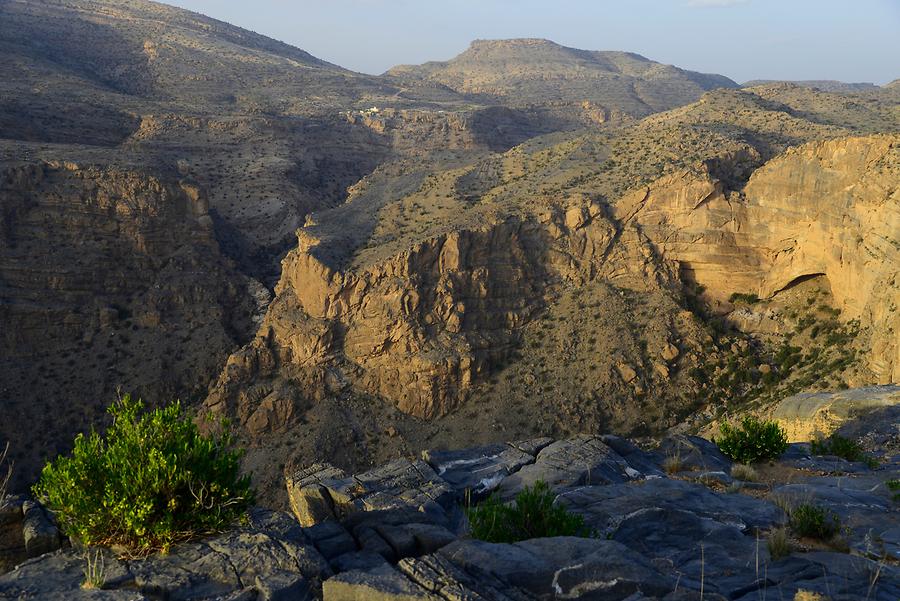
[731,463,759,482]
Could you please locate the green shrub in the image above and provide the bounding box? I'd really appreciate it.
[887,479,900,502]
[34,395,254,554]
[810,434,877,467]
[789,503,841,540]
[466,481,591,543]
[728,292,760,305]
[714,416,788,464]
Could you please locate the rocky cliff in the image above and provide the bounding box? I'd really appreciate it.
[0,160,259,491]
[621,134,900,382]
[209,133,899,428]
[205,200,690,426]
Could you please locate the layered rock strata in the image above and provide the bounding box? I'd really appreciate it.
[621,134,900,382]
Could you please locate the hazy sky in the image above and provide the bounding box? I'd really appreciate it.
[165,0,900,84]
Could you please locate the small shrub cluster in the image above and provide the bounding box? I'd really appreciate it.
[715,416,788,464]
[662,452,684,475]
[466,481,591,543]
[34,395,254,554]
[809,434,877,468]
[887,479,900,502]
[728,292,760,305]
[789,503,841,540]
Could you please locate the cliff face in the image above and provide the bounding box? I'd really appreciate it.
[205,199,685,429]
[207,134,899,447]
[622,134,900,382]
[0,161,259,490]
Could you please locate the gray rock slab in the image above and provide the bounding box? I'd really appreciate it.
[438,537,673,599]
[558,477,786,535]
[0,550,141,600]
[423,444,534,498]
[398,553,535,601]
[324,459,455,522]
[496,435,632,498]
[330,550,388,574]
[206,529,330,583]
[303,521,358,561]
[600,434,666,478]
[322,563,439,600]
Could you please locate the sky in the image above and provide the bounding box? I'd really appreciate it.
[165,0,900,84]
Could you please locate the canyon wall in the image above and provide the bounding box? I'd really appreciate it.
[205,201,681,430]
[0,160,259,489]
[622,134,899,382]
[208,134,899,438]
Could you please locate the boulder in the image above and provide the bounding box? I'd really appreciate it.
[21,501,61,558]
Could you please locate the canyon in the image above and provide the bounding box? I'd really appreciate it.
[0,0,898,511]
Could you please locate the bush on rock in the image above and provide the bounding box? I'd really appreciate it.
[466,481,591,543]
[34,394,254,554]
[714,416,788,464]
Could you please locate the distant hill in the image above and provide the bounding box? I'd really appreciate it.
[742,80,879,93]
[388,38,738,118]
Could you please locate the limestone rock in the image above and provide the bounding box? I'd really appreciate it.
[771,384,900,442]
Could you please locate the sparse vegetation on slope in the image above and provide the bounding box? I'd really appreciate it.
[789,503,842,540]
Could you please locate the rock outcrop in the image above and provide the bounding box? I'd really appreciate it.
[205,201,685,426]
[4,427,897,600]
[771,384,900,442]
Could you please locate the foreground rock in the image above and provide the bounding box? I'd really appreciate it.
[0,509,330,600]
[2,429,898,600]
[0,495,62,574]
[772,384,900,442]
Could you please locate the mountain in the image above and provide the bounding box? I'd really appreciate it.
[742,79,880,93]
[0,0,419,492]
[388,38,739,122]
